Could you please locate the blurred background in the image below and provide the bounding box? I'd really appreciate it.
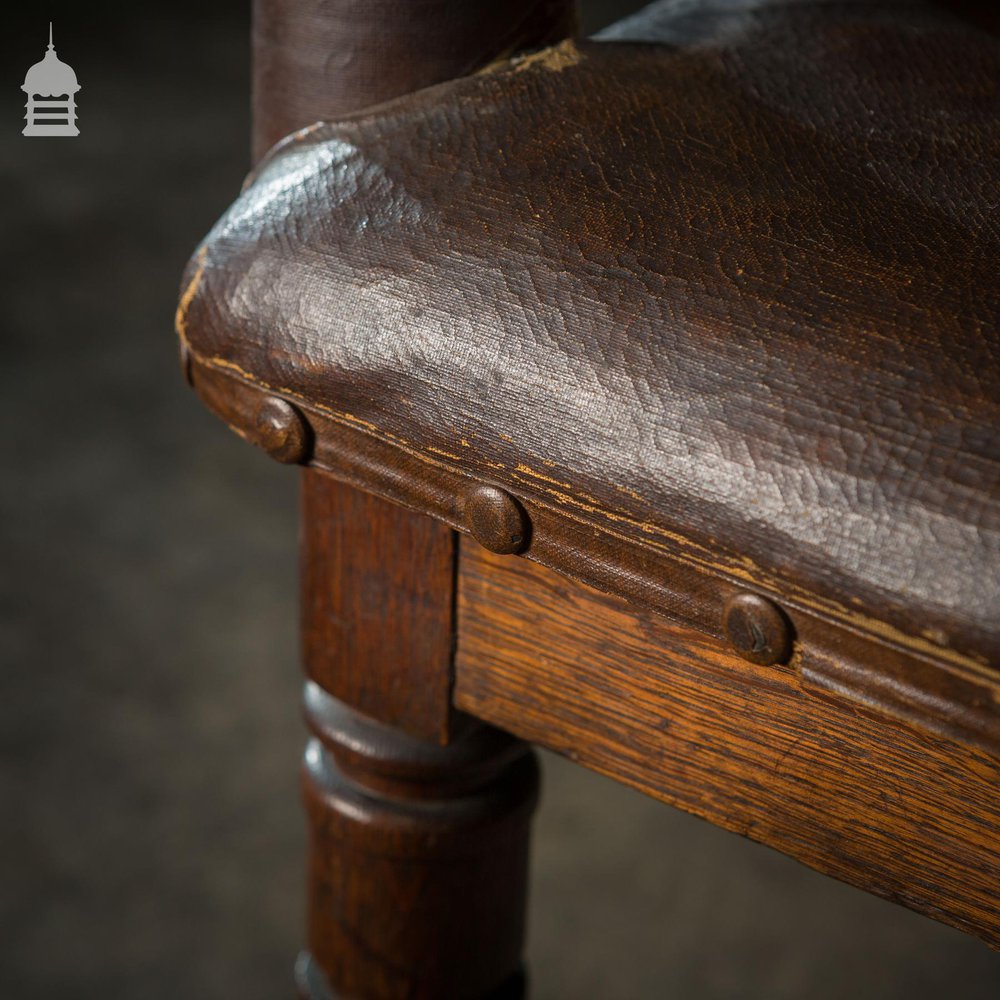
[2,1,999,997]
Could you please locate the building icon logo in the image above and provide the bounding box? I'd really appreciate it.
[22,24,80,137]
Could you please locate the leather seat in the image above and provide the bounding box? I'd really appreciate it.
[177,0,1000,749]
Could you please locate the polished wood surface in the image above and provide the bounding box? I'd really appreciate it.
[301,472,457,743]
[301,684,538,999]
[251,0,576,159]
[455,538,1000,949]
[298,475,539,998]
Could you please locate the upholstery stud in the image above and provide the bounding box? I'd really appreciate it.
[722,591,792,665]
[251,395,311,464]
[465,485,530,554]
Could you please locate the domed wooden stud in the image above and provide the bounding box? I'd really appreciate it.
[722,591,792,665]
[465,486,530,554]
[251,395,311,464]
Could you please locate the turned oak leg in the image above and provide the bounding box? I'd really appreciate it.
[299,471,539,998]
[298,685,539,999]
[249,4,573,993]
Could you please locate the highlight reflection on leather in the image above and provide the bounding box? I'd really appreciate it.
[178,0,1000,675]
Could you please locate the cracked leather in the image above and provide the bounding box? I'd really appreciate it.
[178,0,1000,678]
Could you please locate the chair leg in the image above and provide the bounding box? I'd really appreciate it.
[299,683,539,999]
[246,3,573,994]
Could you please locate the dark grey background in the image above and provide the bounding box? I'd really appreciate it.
[2,2,998,997]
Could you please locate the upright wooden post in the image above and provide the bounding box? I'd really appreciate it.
[249,2,576,995]
[252,0,577,159]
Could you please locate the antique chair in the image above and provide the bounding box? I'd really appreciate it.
[175,0,999,995]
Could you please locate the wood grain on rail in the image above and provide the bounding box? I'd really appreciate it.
[455,540,1000,948]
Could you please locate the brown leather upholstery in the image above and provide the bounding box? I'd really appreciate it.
[177,0,1000,746]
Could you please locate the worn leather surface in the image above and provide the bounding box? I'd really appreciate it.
[178,0,1000,675]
